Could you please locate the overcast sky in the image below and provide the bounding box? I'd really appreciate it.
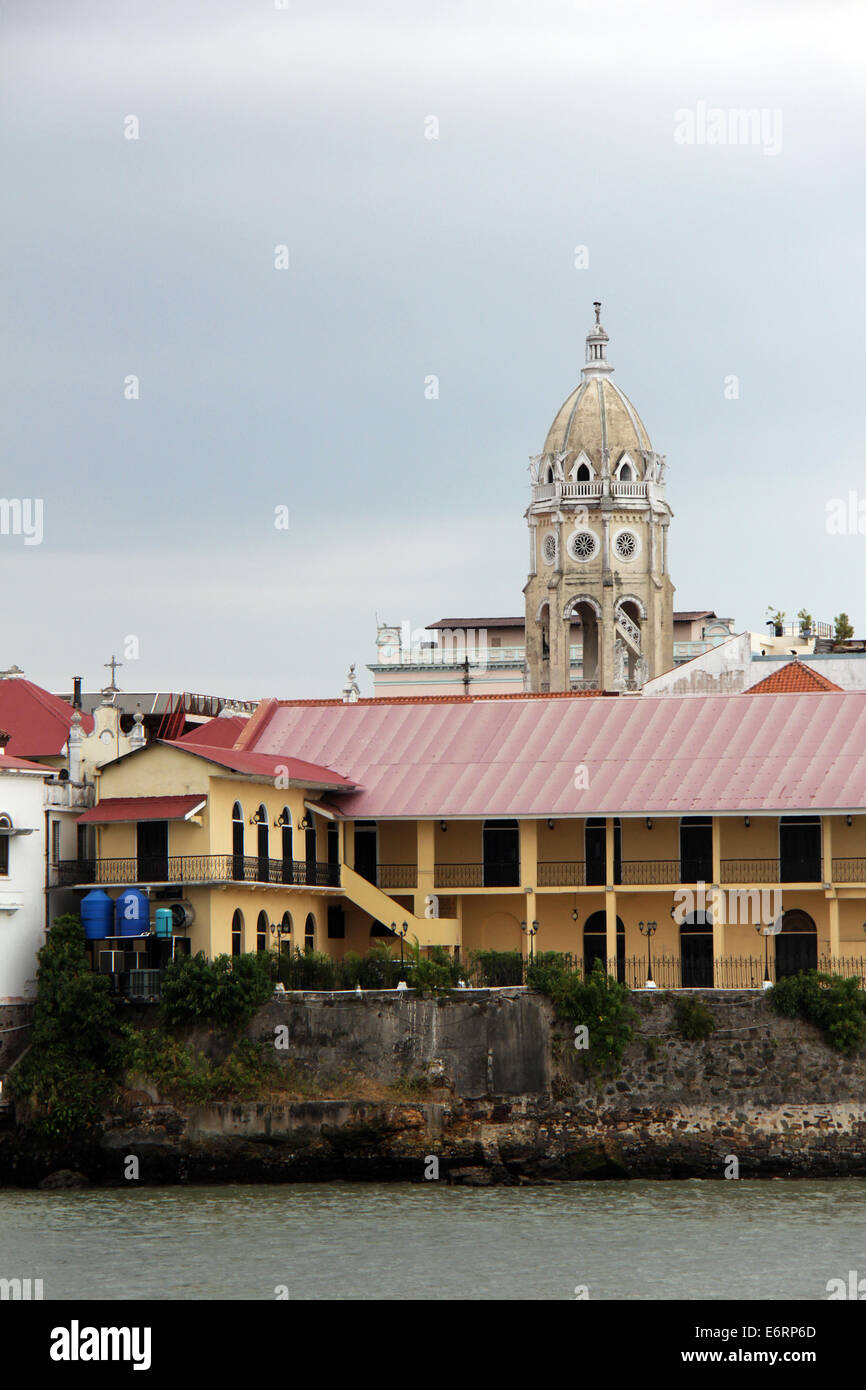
[1,0,864,699]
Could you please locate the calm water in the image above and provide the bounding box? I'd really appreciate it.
[1,1180,865,1300]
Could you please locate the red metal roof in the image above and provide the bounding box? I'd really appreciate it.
[177,715,249,747]
[240,690,866,817]
[161,740,356,787]
[0,752,50,773]
[748,660,844,694]
[0,679,94,757]
[78,794,206,824]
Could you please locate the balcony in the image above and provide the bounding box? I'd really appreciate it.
[44,779,92,811]
[537,861,587,887]
[531,480,649,505]
[54,855,341,889]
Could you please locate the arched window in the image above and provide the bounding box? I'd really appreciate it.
[582,910,625,982]
[280,910,293,954]
[0,815,10,877]
[304,816,317,884]
[776,909,817,979]
[619,462,633,482]
[231,802,244,881]
[354,821,378,885]
[680,913,714,987]
[482,819,520,887]
[255,804,269,883]
[304,912,316,954]
[544,464,554,484]
[256,909,269,954]
[231,908,244,957]
[279,809,293,884]
[779,817,821,882]
[576,462,591,482]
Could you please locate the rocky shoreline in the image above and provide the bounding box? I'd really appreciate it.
[3,989,866,1187]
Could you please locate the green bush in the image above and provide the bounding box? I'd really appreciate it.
[408,957,453,996]
[9,914,125,1137]
[768,971,866,1055]
[529,959,638,1079]
[122,1026,282,1104]
[673,996,716,1041]
[159,951,273,1029]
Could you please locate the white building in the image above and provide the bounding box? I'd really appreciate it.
[0,743,49,1003]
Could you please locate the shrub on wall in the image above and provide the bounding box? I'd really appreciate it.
[528,959,639,1079]
[768,971,866,1055]
[673,996,716,1041]
[470,950,525,986]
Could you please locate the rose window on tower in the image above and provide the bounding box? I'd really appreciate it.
[614,529,639,561]
[568,529,599,563]
[542,532,558,565]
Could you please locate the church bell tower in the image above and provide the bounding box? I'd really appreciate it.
[524,304,674,692]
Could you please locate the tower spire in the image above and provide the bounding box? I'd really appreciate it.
[582,301,613,378]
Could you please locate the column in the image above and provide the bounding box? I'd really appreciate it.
[711,814,725,961]
[415,821,435,919]
[605,816,618,969]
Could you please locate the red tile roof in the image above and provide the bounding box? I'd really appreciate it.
[78,794,206,824]
[748,661,844,694]
[239,689,866,818]
[0,679,94,758]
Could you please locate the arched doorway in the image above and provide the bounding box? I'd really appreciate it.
[582,910,625,982]
[566,597,600,687]
[775,909,818,979]
[482,820,520,886]
[254,804,269,883]
[280,910,293,954]
[279,809,293,884]
[585,818,620,886]
[231,802,245,881]
[680,913,714,987]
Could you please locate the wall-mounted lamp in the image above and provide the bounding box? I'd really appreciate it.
[847,815,854,827]
[299,817,311,830]
[547,819,555,830]
[274,810,290,828]
[440,821,447,832]
[572,894,579,923]
[646,817,653,830]
[744,816,751,828]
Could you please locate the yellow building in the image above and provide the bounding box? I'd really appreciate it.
[56,677,866,990]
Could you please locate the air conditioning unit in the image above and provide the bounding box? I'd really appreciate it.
[170,901,195,931]
[98,950,125,974]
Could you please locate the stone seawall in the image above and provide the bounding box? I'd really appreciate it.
[3,989,866,1185]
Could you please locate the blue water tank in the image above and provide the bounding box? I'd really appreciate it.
[154,907,173,939]
[81,889,114,941]
[115,888,150,937]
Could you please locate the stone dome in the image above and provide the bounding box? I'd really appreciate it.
[541,305,652,470]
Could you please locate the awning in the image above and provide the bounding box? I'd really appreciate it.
[77,795,207,824]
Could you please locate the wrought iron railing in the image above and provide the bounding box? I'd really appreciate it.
[53,855,340,888]
[465,953,866,990]
[537,861,587,887]
[832,858,866,883]
[377,864,418,890]
[619,859,682,885]
[720,859,822,884]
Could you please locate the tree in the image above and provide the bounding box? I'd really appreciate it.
[9,914,124,1136]
[834,613,854,644]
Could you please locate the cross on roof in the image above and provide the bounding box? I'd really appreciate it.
[103,655,123,692]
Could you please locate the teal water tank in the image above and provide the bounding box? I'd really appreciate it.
[115,888,150,937]
[81,889,114,940]
[155,907,173,939]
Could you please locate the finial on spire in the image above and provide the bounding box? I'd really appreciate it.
[594,300,602,325]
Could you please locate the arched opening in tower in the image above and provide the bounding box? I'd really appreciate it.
[615,599,645,688]
[569,601,599,686]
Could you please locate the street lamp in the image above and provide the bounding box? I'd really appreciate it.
[521,918,539,963]
[756,914,781,989]
[393,920,409,966]
[638,920,657,989]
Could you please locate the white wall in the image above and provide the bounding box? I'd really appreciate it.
[0,769,47,1002]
